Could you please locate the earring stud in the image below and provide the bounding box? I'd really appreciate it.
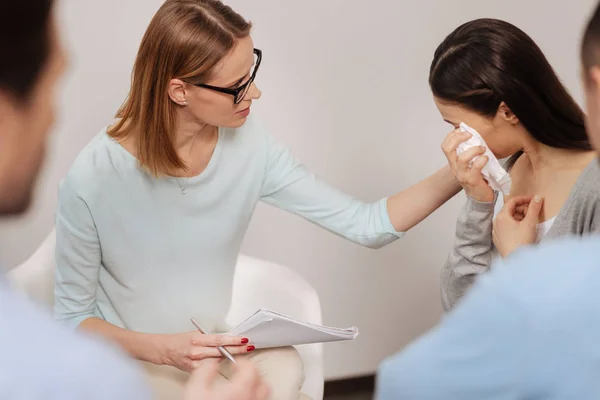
[182,100,188,106]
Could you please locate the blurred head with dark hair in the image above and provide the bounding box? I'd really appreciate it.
[0,0,66,214]
[582,2,600,153]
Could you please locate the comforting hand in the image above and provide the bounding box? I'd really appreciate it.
[493,195,544,258]
[184,359,270,400]
[159,331,254,372]
[441,129,494,203]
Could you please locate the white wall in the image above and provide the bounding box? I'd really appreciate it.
[1,0,596,380]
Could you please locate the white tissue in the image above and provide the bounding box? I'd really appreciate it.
[456,122,512,196]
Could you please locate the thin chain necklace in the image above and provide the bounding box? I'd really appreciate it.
[176,177,189,195]
[175,133,200,195]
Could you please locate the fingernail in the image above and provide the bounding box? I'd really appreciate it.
[534,195,542,203]
[247,345,256,352]
[241,338,249,344]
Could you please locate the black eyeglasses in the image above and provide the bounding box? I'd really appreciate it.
[191,48,262,104]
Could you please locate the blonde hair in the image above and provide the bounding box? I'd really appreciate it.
[108,0,251,176]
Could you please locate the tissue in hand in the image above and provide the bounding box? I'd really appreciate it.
[456,122,512,196]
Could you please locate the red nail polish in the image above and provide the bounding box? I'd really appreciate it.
[247,345,256,352]
[241,338,249,344]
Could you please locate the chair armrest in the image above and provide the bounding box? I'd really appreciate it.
[7,229,56,308]
[228,254,321,325]
[228,254,324,400]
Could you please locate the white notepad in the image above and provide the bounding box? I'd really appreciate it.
[227,309,359,349]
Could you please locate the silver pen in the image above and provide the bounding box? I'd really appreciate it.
[190,318,237,364]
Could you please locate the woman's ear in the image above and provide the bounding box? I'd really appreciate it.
[498,102,519,125]
[587,65,600,91]
[168,78,188,106]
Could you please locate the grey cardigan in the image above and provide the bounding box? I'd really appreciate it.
[441,158,600,311]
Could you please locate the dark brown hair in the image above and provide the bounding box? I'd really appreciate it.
[430,18,591,168]
[0,0,54,101]
[109,0,252,176]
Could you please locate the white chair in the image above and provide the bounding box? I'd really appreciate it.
[8,229,325,400]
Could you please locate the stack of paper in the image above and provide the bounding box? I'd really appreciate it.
[227,309,359,349]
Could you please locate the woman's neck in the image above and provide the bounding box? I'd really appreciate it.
[172,120,218,177]
[174,121,213,155]
[114,118,219,177]
[511,135,596,222]
[521,136,594,175]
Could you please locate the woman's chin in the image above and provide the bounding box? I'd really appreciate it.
[226,116,249,129]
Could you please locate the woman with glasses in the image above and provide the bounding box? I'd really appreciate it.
[53,1,460,398]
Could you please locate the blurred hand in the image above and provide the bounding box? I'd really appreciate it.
[184,359,270,400]
[441,129,494,203]
[493,195,544,258]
